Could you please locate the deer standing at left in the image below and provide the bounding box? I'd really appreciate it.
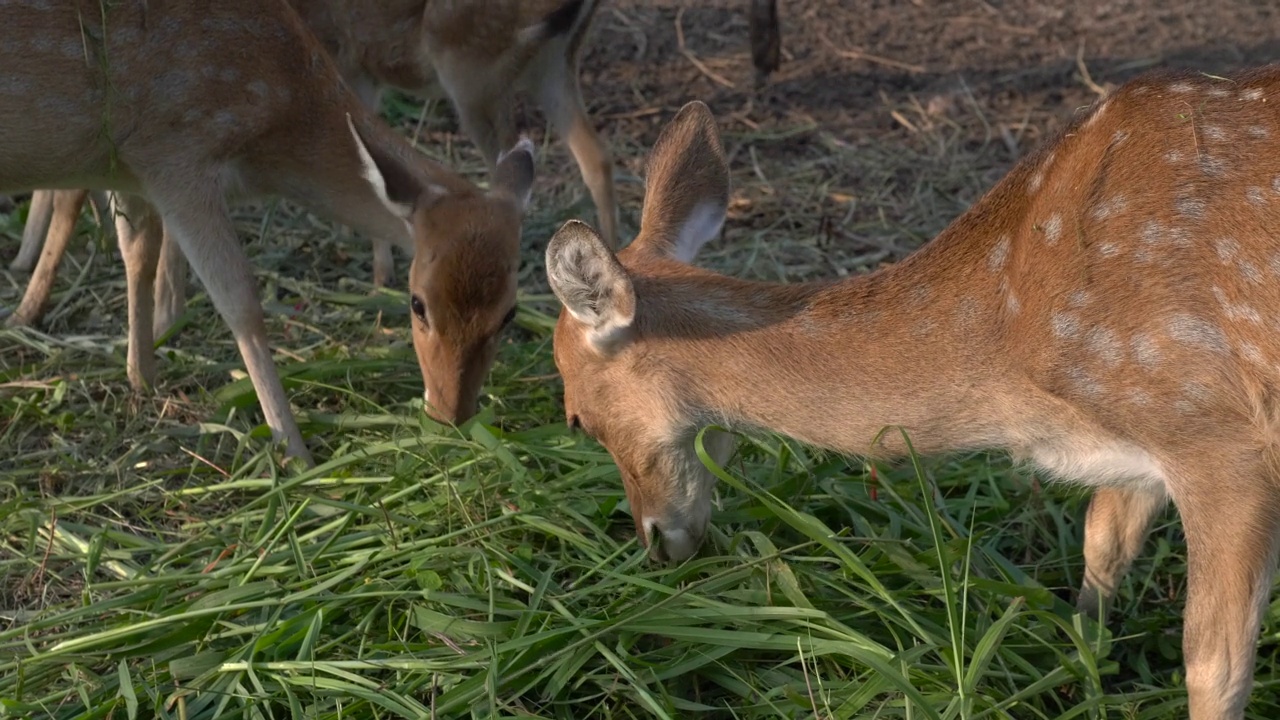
[0,0,560,465]
[4,0,615,338]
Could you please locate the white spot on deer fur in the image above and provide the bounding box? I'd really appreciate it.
[1240,260,1263,284]
[1249,126,1270,139]
[1233,305,1262,323]
[1005,291,1021,315]
[1166,314,1228,352]
[1247,186,1268,205]
[1092,195,1127,220]
[1200,156,1229,177]
[1066,367,1103,398]
[1204,126,1227,142]
[1131,333,1162,368]
[1098,243,1120,257]
[1140,220,1162,245]
[1272,176,1280,194]
[1028,170,1044,193]
[1239,341,1266,366]
[1215,237,1239,262]
[1052,312,1080,339]
[248,80,270,98]
[1087,326,1123,366]
[1243,88,1264,101]
[1169,82,1195,93]
[987,235,1011,271]
[1165,149,1183,164]
[1176,196,1206,219]
[1126,387,1153,406]
[1068,290,1090,307]
[1043,214,1063,244]
[1208,87,1230,98]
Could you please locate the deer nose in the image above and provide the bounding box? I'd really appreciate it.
[642,518,700,563]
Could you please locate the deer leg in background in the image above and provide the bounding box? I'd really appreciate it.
[9,189,55,272]
[152,220,188,338]
[748,0,780,88]
[1076,485,1168,618]
[112,192,164,391]
[6,189,90,328]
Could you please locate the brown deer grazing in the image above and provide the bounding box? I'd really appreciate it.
[546,72,1280,717]
[6,0,614,336]
[0,0,547,466]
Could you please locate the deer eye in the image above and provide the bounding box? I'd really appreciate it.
[410,295,427,324]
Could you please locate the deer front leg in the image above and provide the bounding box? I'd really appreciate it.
[1077,484,1168,618]
[9,189,55,272]
[1174,469,1280,719]
[535,62,620,249]
[111,193,164,391]
[6,189,90,328]
[152,185,312,466]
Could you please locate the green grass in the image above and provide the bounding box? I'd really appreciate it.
[6,275,1280,718]
[5,96,1280,720]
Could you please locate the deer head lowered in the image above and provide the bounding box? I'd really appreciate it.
[547,73,1280,718]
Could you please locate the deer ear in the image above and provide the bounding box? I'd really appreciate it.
[493,136,536,212]
[347,113,444,221]
[634,101,729,264]
[546,219,635,354]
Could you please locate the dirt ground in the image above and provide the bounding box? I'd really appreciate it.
[539,0,1280,285]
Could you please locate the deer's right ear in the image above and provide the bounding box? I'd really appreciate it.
[347,113,443,222]
[547,220,636,354]
[634,101,730,264]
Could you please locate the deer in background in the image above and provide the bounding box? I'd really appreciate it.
[0,0,557,466]
[547,71,1280,717]
[5,0,615,338]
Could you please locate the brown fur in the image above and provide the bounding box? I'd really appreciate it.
[548,71,1280,717]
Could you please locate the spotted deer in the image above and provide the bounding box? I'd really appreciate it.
[6,0,614,336]
[0,0,550,466]
[546,71,1280,718]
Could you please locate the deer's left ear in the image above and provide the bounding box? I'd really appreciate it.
[546,219,636,354]
[347,113,446,221]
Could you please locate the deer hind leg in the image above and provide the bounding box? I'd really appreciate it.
[1171,460,1280,719]
[6,189,91,328]
[151,223,188,339]
[9,189,56,272]
[1076,484,1169,618]
[111,193,163,391]
[150,183,312,466]
[534,57,619,249]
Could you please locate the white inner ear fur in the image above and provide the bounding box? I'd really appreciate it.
[346,113,414,221]
[671,200,726,263]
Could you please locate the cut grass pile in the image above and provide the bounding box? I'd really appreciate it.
[5,84,1280,720]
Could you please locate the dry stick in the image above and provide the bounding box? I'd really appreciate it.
[674,7,735,89]
[1075,42,1110,97]
[818,32,925,74]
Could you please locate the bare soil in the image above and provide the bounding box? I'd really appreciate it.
[544,0,1280,283]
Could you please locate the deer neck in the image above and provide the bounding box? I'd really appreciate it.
[644,226,1029,460]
